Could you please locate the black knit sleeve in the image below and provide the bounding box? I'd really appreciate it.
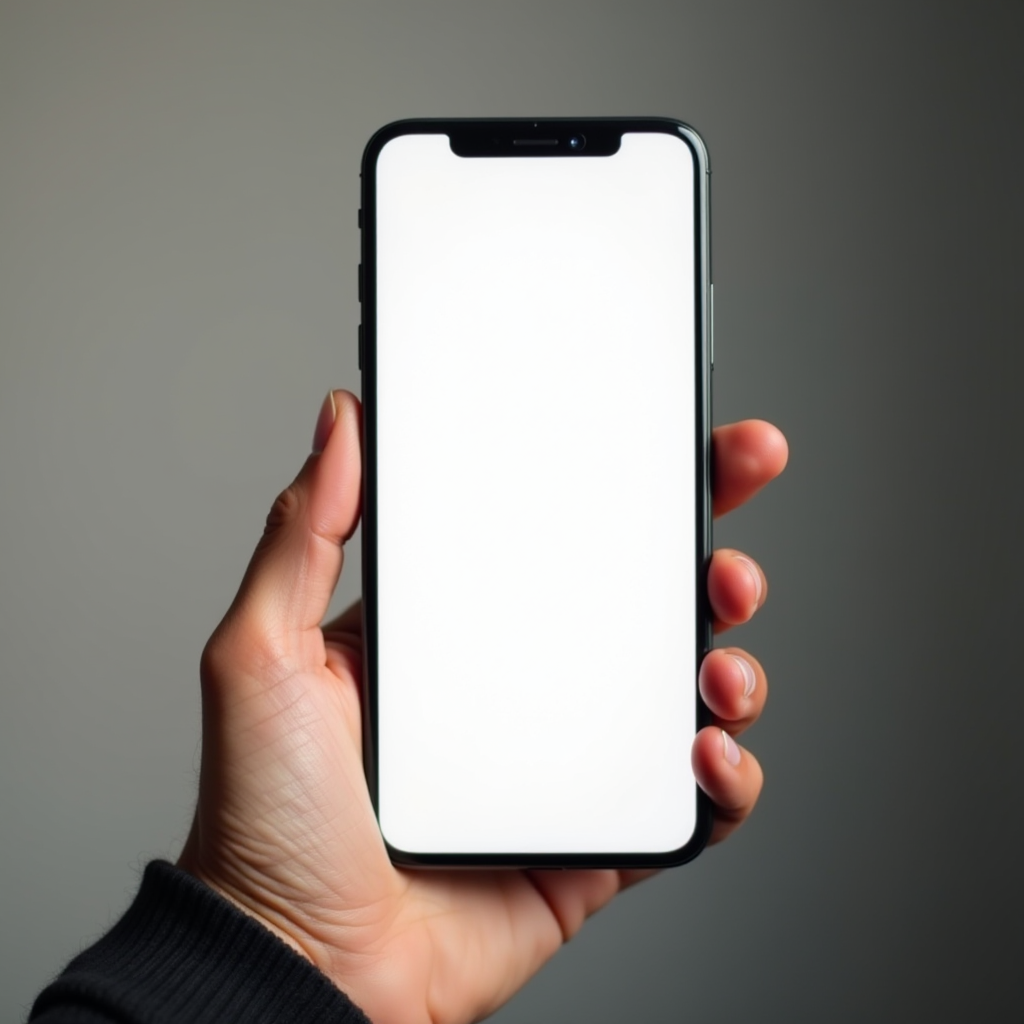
[29,861,372,1024]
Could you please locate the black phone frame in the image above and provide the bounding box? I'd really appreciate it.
[359,117,714,869]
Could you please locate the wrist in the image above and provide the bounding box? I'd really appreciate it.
[176,850,325,973]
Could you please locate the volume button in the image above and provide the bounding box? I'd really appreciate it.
[358,324,363,371]
[358,263,363,303]
[709,283,714,370]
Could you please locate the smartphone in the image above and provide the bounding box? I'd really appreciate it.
[359,118,712,868]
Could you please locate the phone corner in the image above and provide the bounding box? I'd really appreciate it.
[657,800,715,868]
[382,837,424,869]
[629,116,708,172]
[360,118,425,176]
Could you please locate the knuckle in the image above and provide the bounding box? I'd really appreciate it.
[261,483,304,542]
[200,616,293,698]
[199,626,234,693]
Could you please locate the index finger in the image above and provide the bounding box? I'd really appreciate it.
[712,420,788,518]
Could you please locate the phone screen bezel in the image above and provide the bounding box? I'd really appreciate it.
[360,117,713,868]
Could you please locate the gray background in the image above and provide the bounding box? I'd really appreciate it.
[1,2,1021,1020]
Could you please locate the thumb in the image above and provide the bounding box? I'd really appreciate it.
[217,389,362,678]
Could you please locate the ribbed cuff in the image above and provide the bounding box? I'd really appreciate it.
[30,860,371,1024]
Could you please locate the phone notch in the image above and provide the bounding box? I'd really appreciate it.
[449,122,620,158]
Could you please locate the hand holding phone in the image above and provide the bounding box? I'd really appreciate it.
[175,119,787,1023]
[180,384,783,1022]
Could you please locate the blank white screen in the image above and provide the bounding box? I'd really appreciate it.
[375,132,696,854]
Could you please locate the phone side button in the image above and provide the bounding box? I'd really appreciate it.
[358,263,363,303]
[709,283,714,371]
[358,324,363,371]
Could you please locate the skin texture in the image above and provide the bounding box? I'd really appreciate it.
[178,390,788,1024]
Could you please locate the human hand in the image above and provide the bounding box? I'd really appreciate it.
[177,389,788,1024]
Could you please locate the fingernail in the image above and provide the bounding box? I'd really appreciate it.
[312,390,337,454]
[733,554,762,607]
[730,654,756,698]
[722,729,742,767]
